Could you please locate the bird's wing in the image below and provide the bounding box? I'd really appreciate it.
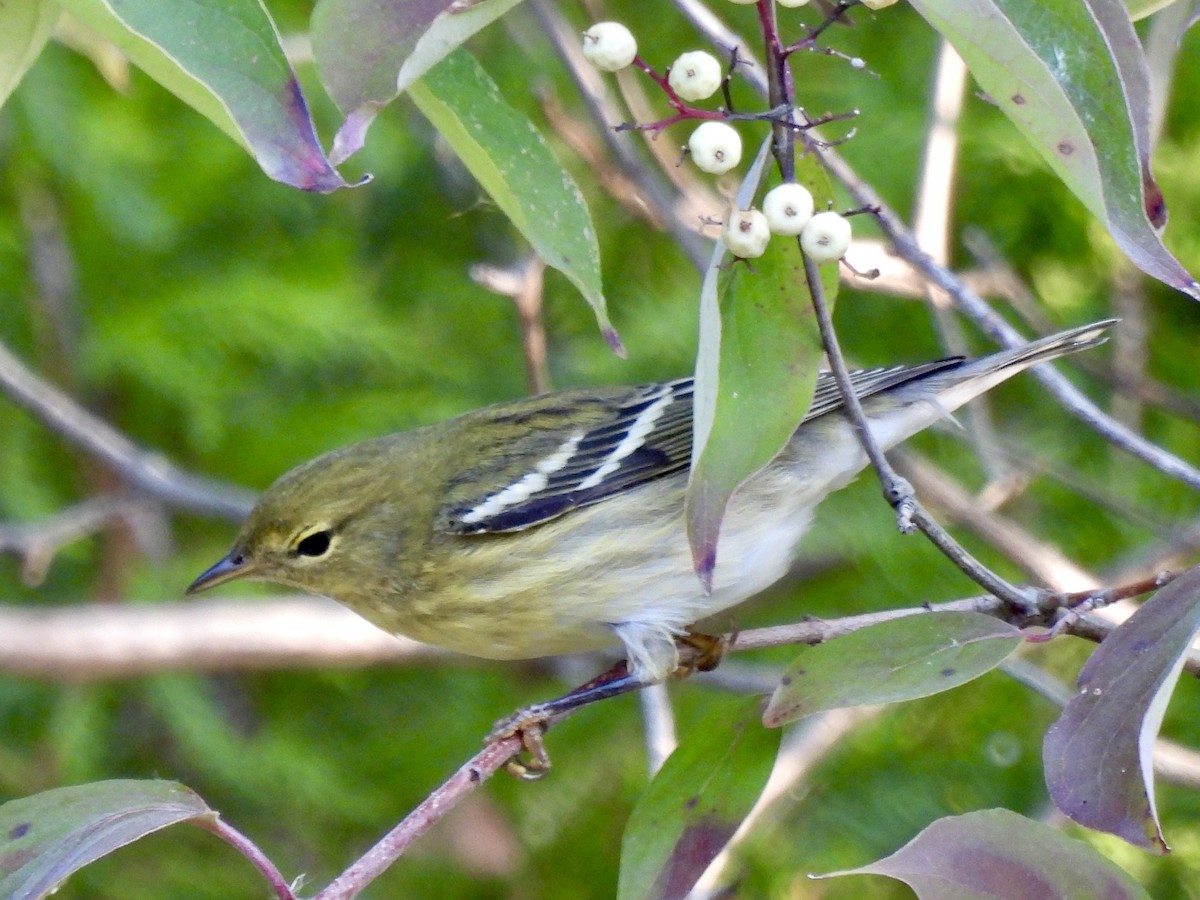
[437,379,694,534]
[802,357,962,420]
[437,358,963,534]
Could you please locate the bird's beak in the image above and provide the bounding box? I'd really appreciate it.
[186,552,253,595]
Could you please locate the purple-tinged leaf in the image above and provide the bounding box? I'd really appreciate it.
[407,50,616,350]
[763,612,1022,728]
[59,0,357,192]
[907,0,1199,299]
[1044,567,1200,852]
[819,808,1150,899]
[0,0,57,110]
[311,0,523,164]
[0,780,215,899]
[686,143,833,588]
[618,697,779,900]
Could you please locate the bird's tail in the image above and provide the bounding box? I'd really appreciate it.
[851,319,1115,454]
[911,318,1115,405]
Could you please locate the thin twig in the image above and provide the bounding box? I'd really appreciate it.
[470,256,551,394]
[0,337,254,520]
[729,569,1200,675]
[315,733,526,900]
[757,0,795,182]
[0,495,158,587]
[893,451,1098,592]
[804,251,1039,611]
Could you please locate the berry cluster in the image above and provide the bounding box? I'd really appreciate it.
[581,11,872,264]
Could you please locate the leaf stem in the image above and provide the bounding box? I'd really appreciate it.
[195,816,296,900]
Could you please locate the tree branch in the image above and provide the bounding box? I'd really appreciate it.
[0,596,436,679]
[0,336,254,520]
[0,495,166,587]
[314,732,526,900]
[1,570,1189,679]
[893,450,1098,592]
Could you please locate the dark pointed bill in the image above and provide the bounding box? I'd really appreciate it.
[186,552,250,594]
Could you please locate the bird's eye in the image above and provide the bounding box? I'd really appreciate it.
[294,530,333,558]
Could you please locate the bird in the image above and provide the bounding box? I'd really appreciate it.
[188,320,1112,728]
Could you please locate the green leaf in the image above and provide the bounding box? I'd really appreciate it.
[1044,568,1200,852]
[409,49,618,351]
[762,612,1023,728]
[0,780,215,899]
[618,696,779,900]
[58,0,356,191]
[687,143,833,585]
[907,0,1198,299]
[0,0,58,111]
[1124,0,1183,19]
[311,0,524,163]
[819,808,1150,899]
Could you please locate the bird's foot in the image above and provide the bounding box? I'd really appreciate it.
[487,659,643,780]
[487,712,553,781]
[674,628,729,676]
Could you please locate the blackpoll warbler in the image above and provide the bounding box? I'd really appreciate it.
[189,321,1110,713]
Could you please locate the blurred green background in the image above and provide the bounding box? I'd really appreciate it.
[2,2,1199,896]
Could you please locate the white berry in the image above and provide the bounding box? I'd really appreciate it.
[723,209,771,259]
[668,51,723,102]
[582,22,637,72]
[860,0,900,8]
[800,211,852,262]
[687,121,742,174]
[762,183,815,236]
[777,0,811,6]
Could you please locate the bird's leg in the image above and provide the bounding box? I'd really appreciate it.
[490,630,729,779]
[490,660,643,779]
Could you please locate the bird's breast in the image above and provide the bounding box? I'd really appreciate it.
[350,467,820,663]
